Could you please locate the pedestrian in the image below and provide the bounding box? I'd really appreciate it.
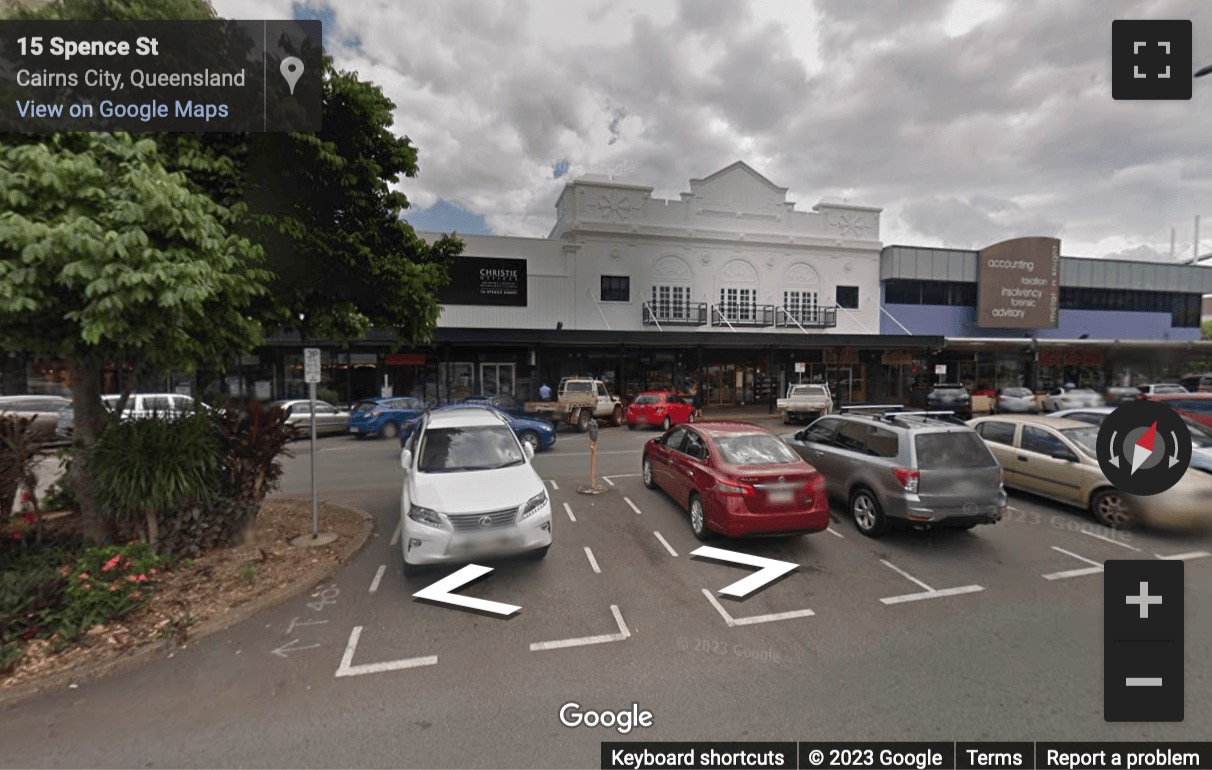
[689,380,702,419]
[538,382,552,401]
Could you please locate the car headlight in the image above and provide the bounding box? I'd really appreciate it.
[519,491,549,520]
[408,506,450,530]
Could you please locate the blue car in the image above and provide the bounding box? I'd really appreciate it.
[399,403,557,452]
[346,397,428,439]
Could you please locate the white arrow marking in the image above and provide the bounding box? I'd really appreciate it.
[1108,431,1120,468]
[690,546,797,599]
[285,617,328,635]
[411,564,520,616]
[272,638,320,658]
[1169,432,1181,468]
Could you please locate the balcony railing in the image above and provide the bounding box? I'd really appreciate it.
[776,306,838,329]
[642,302,709,326]
[711,304,775,328]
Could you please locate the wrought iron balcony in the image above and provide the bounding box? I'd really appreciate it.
[776,306,838,329]
[711,304,775,328]
[642,302,709,326]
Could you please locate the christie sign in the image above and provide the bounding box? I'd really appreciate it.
[976,237,1060,329]
[440,256,528,307]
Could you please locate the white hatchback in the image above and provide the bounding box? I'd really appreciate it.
[399,407,552,575]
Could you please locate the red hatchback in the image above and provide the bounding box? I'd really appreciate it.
[641,421,829,539]
[627,390,694,431]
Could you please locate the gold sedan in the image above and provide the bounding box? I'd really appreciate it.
[967,414,1212,532]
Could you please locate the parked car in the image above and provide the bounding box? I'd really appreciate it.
[782,408,1005,537]
[398,406,551,576]
[0,395,72,445]
[269,399,351,438]
[1137,383,1188,396]
[524,378,625,432]
[626,390,694,431]
[58,393,213,439]
[992,387,1039,414]
[1042,386,1104,411]
[1136,393,1212,429]
[1102,386,1141,405]
[641,421,829,540]
[775,383,834,424]
[926,383,972,418]
[346,396,428,439]
[969,414,1212,531]
[400,403,557,452]
[1178,374,1212,393]
[1048,406,1212,476]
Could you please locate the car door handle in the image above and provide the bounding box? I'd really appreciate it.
[1017,455,1027,461]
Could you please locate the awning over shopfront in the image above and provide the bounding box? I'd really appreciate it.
[943,337,1212,354]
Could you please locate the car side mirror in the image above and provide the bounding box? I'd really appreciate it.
[1051,450,1078,462]
[522,443,535,461]
[794,430,806,441]
[400,449,412,470]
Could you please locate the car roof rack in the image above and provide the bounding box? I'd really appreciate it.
[839,404,905,413]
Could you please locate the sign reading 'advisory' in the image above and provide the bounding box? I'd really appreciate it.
[440,256,528,306]
[976,237,1061,329]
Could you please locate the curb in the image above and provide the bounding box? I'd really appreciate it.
[0,500,375,709]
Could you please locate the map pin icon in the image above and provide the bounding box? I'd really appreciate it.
[280,56,304,95]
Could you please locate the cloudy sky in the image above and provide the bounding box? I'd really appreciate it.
[212,0,1212,262]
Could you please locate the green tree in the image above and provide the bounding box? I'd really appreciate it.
[1202,319,1211,341]
[0,134,270,543]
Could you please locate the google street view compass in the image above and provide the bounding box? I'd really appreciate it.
[1097,401,1192,495]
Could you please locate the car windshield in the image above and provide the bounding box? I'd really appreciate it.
[914,431,998,469]
[633,394,660,405]
[417,425,524,473]
[352,401,379,412]
[563,382,592,394]
[1060,427,1099,458]
[789,386,828,397]
[1002,388,1032,397]
[1068,389,1097,395]
[714,434,799,465]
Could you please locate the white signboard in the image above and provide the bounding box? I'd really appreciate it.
[934,364,947,376]
[304,347,321,384]
[794,362,806,373]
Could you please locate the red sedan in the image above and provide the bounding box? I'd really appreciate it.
[1139,393,1212,429]
[641,421,829,539]
[627,390,694,431]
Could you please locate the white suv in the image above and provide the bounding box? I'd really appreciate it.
[399,406,552,576]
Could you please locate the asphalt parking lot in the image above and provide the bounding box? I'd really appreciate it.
[2,417,1209,769]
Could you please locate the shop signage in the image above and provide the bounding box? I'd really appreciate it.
[976,237,1060,329]
[439,256,528,306]
[934,364,947,375]
[794,362,806,373]
[1039,349,1105,366]
[882,350,914,366]
[386,353,426,366]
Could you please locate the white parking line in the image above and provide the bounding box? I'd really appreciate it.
[602,474,640,482]
[603,476,615,486]
[1081,530,1141,551]
[1042,546,1105,580]
[584,546,601,574]
[624,497,642,515]
[1156,551,1211,561]
[389,520,402,547]
[529,605,630,651]
[548,479,559,490]
[562,450,639,457]
[878,559,984,604]
[368,564,386,594]
[701,589,815,627]
[653,531,678,557]
[826,526,845,539]
[563,502,576,522]
[334,626,437,678]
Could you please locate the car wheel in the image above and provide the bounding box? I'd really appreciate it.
[611,406,625,426]
[1091,488,1137,530]
[519,431,541,451]
[850,488,887,537]
[380,421,399,440]
[661,416,671,431]
[577,409,591,432]
[526,545,550,561]
[689,494,711,540]
[642,455,657,489]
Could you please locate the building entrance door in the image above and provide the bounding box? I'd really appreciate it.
[480,363,516,396]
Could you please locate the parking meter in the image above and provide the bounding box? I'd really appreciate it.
[588,419,599,443]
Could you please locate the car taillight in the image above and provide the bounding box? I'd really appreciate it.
[715,480,755,496]
[892,467,919,493]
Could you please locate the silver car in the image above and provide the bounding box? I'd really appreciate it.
[1049,407,1212,476]
[782,409,1006,537]
[993,387,1039,414]
[269,399,351,438]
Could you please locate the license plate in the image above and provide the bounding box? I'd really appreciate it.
[769,490,794,503]
[451,535,516,555]
[349,427,359,433]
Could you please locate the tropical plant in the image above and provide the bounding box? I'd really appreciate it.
[57,543,170,641]
[0,414,53,538]
[0,544,75,673]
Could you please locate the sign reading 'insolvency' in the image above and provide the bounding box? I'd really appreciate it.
[439,256,528,306]
[976,236,1061,329]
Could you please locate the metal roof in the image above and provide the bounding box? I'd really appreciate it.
[881,245,1212,292]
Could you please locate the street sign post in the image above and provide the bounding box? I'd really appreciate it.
[795,361,805,384]
[304,348,321,538]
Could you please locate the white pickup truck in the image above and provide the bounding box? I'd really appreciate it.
[776,383,834,424]
[525,378,625,432]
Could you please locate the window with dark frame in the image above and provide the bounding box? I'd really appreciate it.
[600,275,630,302]
[836,285,859,309]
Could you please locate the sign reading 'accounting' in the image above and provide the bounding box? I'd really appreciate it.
[439,256,528,307]
[976,237,1060,329]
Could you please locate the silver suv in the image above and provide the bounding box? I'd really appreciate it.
[781,407,1006,537]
